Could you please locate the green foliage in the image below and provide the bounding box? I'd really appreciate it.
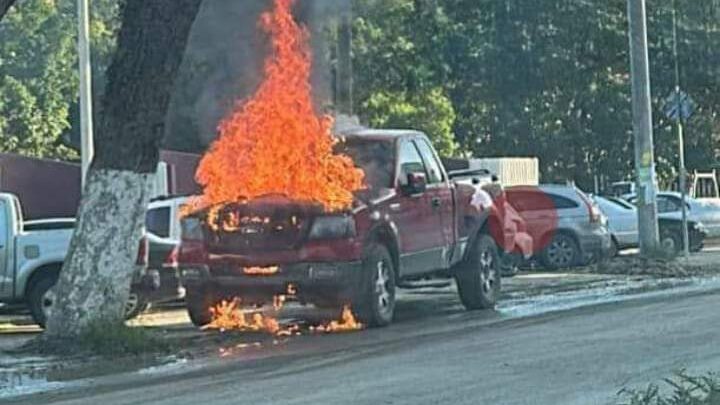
[0,0,78,159]
[362,88,457,155]
[618,371,720,405]
[353,0,720,189]
[0,0,119,161]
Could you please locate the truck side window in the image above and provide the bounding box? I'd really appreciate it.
[415,139,444,184]
[398,140,427,187]
[146,207,171,238]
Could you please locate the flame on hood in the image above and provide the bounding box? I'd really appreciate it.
[191,0,365,214]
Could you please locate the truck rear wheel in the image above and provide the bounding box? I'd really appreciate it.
[186,285,221,327]
[456,234,501,310]
[354,243,396,327]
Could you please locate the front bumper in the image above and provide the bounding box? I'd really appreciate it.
[180,261,363,303]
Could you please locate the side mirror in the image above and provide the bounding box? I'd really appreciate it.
[404,172,428,195]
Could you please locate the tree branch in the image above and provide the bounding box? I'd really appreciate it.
[0,0,17,21]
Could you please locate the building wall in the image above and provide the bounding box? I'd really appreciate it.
[0,151,200,220]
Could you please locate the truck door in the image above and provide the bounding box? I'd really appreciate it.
[414,138,455,267]
[0,200,10,297]
[393,139,446,276]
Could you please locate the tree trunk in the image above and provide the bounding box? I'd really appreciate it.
[45,0,203,339]
[0,0,17,20]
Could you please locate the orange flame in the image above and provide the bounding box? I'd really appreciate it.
[192,0,364,213]
[203,299,281,334]
[203,298,363,336]
[310,305,363,333]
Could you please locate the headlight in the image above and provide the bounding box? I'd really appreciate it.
[309,216,356,240]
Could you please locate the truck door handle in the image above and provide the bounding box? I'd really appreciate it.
[431,197,441,208]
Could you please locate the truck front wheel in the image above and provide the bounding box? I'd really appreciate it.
[354,243,396,327]
[456,234,501,310]
[185,285,221,327]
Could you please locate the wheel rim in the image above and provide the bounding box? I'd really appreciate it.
[661,235,678,253]
[478,248,498,295]
[375,259,394,316]
[547,236,575,267]
[41,287,57,320]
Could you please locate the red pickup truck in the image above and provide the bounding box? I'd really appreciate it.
[178,129,531,327]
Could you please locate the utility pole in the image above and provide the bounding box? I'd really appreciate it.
[78,0,94,188]
[672,0,690,258]
[627,0,660,256]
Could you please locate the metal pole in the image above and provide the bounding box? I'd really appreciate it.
[627,0,660,256]
[672,0,690,258]
[78,0,94,188]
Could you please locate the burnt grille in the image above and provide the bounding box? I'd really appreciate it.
[203,196,322,254]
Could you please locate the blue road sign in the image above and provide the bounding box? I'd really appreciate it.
[664,90,695,121]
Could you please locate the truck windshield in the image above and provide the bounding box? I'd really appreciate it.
[335,138,395,190]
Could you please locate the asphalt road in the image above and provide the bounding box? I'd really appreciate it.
[12,288,720,405]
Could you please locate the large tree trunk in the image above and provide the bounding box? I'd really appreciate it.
[0,0,17,20]
[45,0,203,339]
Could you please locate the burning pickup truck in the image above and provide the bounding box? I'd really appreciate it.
[178,129,531,327]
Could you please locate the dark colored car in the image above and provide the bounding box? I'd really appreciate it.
[178,129,530,327]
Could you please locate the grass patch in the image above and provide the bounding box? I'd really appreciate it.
[37,320,173,358]
[618,371,720,405]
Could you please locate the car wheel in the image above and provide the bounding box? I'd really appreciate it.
[124,292,151,320]
[660,232,682,256]
[186,285,222,327]
[541,233,580,269]
[27,274,59,328]
[456,234,501,310]
[609,238,620,258]
[355,243,396,327]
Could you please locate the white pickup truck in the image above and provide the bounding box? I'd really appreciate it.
[0,193,154,326]
[0,193,74,326]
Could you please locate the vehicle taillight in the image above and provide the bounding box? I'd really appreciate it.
[578,191,602,224]
[163,246,180,268]
[136,236,149,266]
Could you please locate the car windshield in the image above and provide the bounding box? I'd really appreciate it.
[335,137,395,190]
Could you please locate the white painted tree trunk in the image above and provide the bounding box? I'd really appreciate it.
[44,169,154,339]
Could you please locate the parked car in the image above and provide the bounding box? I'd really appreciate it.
[505,185,612,269]
[0,193,149,326]
[625,192,720,239]
[178,129,531,327]
[594,196,706,255]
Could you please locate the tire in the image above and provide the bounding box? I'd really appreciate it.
[354,243,396,327]
[609,238,620,258]
[541,233,580,269]
[456,234,501,310]
[185,285,221,327]
[660,231,682,257]
[27,274,59,328]
[124,292,151,320]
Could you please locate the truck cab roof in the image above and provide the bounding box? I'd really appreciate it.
[340,128,427,141]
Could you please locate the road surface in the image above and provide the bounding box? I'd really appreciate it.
[11,288,720,405]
